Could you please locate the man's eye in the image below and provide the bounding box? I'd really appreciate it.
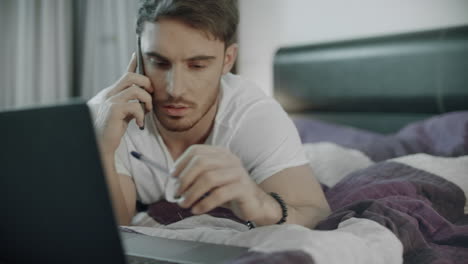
[156,62,170,68]
[158,63,170,68]
[149,58,170,68]
[190,64,206,69]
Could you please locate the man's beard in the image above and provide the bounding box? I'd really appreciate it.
[155,86,219,132]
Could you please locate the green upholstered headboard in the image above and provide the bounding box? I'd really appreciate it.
[273,26,468,134]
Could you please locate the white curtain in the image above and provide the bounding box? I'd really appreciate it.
[0,0,138,110]
[0,0,72,110]
[80,0,138,100]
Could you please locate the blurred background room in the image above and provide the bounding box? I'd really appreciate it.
[0,0,467,110]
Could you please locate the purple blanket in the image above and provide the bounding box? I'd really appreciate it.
[143,161,468,264]
[316,161,468,264]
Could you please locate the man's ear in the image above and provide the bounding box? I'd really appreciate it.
[222,43,238,75]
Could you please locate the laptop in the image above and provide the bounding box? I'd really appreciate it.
[0,102,248,264]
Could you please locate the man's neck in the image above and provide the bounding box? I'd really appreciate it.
[155,98,219,161]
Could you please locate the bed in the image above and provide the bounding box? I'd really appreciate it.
[123,26,468,264]
[272,25,468,264]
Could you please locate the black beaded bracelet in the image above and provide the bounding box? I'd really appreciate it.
[245,192,288,229]
[246,220,256,230]
[269,192,288,225]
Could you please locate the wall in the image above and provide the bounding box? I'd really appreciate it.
[238,0,468,95]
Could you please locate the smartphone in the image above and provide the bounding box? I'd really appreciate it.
[136,36,146,75]
[136,36,146,129]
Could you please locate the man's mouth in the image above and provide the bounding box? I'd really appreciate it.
[165,104,187,108]
[161,104,190,116]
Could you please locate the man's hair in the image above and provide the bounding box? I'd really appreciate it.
[136,0,239,46]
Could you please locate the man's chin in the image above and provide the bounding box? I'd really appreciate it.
[158,116,197,132]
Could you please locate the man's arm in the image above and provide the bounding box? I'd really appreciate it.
[101,154,137,226]
[173,145,330,229]
[90,54,153,225]
[256,164,330,228]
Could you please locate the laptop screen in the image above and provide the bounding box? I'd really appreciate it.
[0,102,126,264]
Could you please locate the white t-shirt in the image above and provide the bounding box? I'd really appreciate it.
[90,73,308,204]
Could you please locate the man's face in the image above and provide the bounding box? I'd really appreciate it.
[140,19,236,132]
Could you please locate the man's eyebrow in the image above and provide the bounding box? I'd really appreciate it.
[145,52,216,62]
[145,52,169,61]
[185,55,216,61]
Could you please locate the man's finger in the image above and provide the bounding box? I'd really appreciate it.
[126,52,137,73]
[122,102,146,128]
[175,154,214,194]
[179,169,236,209]
[191,182,241,215]
[111,85,153,112]
[120,73,154,94]
[172,145,220,177]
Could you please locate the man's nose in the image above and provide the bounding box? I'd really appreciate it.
[165,67,185,98]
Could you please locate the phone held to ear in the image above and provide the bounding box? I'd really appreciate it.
[136,36,145,76]
[136,36,146,130]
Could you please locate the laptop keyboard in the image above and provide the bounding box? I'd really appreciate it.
[127,255,178,264]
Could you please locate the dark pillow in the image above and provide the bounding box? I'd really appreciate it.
[395,111,468,158]
[294,111,468,161]
[294,118,398,161]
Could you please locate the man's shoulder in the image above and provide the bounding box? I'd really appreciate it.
[216,73,285,129]
[220,73,278,113]
[221,73,267,99]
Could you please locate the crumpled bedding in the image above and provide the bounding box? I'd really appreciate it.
[124,213,402,264]
[123,143,468,264]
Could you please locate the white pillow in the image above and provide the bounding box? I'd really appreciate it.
[303,142,374,187]
[392,154,468,214]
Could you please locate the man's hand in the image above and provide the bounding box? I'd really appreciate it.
[173,145,270,222]
[93,54,154,155]
[87,54,154,226]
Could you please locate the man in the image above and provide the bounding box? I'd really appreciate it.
[89,0,330,228]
